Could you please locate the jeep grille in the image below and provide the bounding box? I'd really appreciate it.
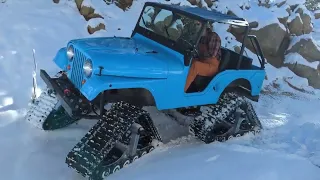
[70,48,85,89]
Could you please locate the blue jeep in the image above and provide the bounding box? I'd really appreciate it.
[26,2,266,180]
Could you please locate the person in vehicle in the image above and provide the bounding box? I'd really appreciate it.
[184,22,221,92]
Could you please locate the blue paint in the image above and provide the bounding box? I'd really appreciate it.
[51,32,265,110]
[53,47,68,71]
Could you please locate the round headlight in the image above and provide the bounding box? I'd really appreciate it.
[67,45,74,60]
[83,59,93,78]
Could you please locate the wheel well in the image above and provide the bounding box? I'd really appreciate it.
[227,78,252,91]
[93,88,156,108]
[224,78,259,102]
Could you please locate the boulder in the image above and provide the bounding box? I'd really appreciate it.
[300,13,313,34]
[315,10,320,19]
[284,53,320,89]
[80,5,94,18]
[76,1,104,21]
[290,4,299,11]
[75,0,83,10]
[286,36,320,62]
[276,0,286,7]
[188,0,200,6]
[87,18,106,34]
[288,14,304,35]
[249,23,289,66]
[204,0,213,8]
[258,0,271,8]
[115,0,133,11]
[85,12,104,21]
[294,6,313,34]
[230,22,289,67]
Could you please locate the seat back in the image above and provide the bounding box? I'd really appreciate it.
[218,49,231,72]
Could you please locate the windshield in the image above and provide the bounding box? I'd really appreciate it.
[138,5,203,49]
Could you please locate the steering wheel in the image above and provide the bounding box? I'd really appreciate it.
[180,38,199,58]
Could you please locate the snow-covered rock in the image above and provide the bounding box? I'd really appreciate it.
[114,0,134,11]
[74,0,104,21]
[284,53,320,88]
[293,5,313,34]
[287,35,320,62]
[87,18,106,34]
[314,10,320,19]
[288,14,304,35]
[251,23,288,56]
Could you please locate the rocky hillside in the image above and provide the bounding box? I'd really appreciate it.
[54,0,320,91]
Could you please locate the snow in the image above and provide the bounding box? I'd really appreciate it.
[285,0,306,6]
[284,52,320,69]
[0,0,320,180]
[287,12,301,23]
[81,0,93,8]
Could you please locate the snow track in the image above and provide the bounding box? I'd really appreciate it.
[25,90,59,129]
[0,0,320,180]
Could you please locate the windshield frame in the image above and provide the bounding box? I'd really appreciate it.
[131,3,206,55]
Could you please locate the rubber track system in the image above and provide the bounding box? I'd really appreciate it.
[25,89,79,130]
[25,89,59,129]
[66,101,161,180]
[188,92,262,143]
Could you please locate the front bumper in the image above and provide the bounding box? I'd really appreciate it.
[40,69,91,119]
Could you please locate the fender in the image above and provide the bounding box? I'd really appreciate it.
[184,69,265,101]
[80,75,166,106]
[53,47,68,71]
[208,70,265,97]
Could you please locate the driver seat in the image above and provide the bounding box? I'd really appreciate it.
[186,49,231,93]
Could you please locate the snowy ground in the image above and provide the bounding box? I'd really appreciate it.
[0,0,320,180]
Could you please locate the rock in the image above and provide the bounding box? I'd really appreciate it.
[287,36,320,62]
[278,16,288,27]
[115,0,133,11]
[286,6,291,15]
[249,23,288,59]
[230,23,289,67]
[80,5,94,18]
[288,14,304,35]
[188,0,199,6]
[315,10,320,19]
[78,3,103,21]
[53,0,59,3]
[85,12,104,21]
[290,4,299,11]
[258,0,271,8]
[270,4,290,27]
[284,53,320,89]
[204,0,213,7]
[75,0,83,10]
[300,13,312,34]
[294,6,313,34]
[87,21,106,34]
[276,0,286,7]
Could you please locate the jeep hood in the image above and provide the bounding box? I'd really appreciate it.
[69,37,168,79]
